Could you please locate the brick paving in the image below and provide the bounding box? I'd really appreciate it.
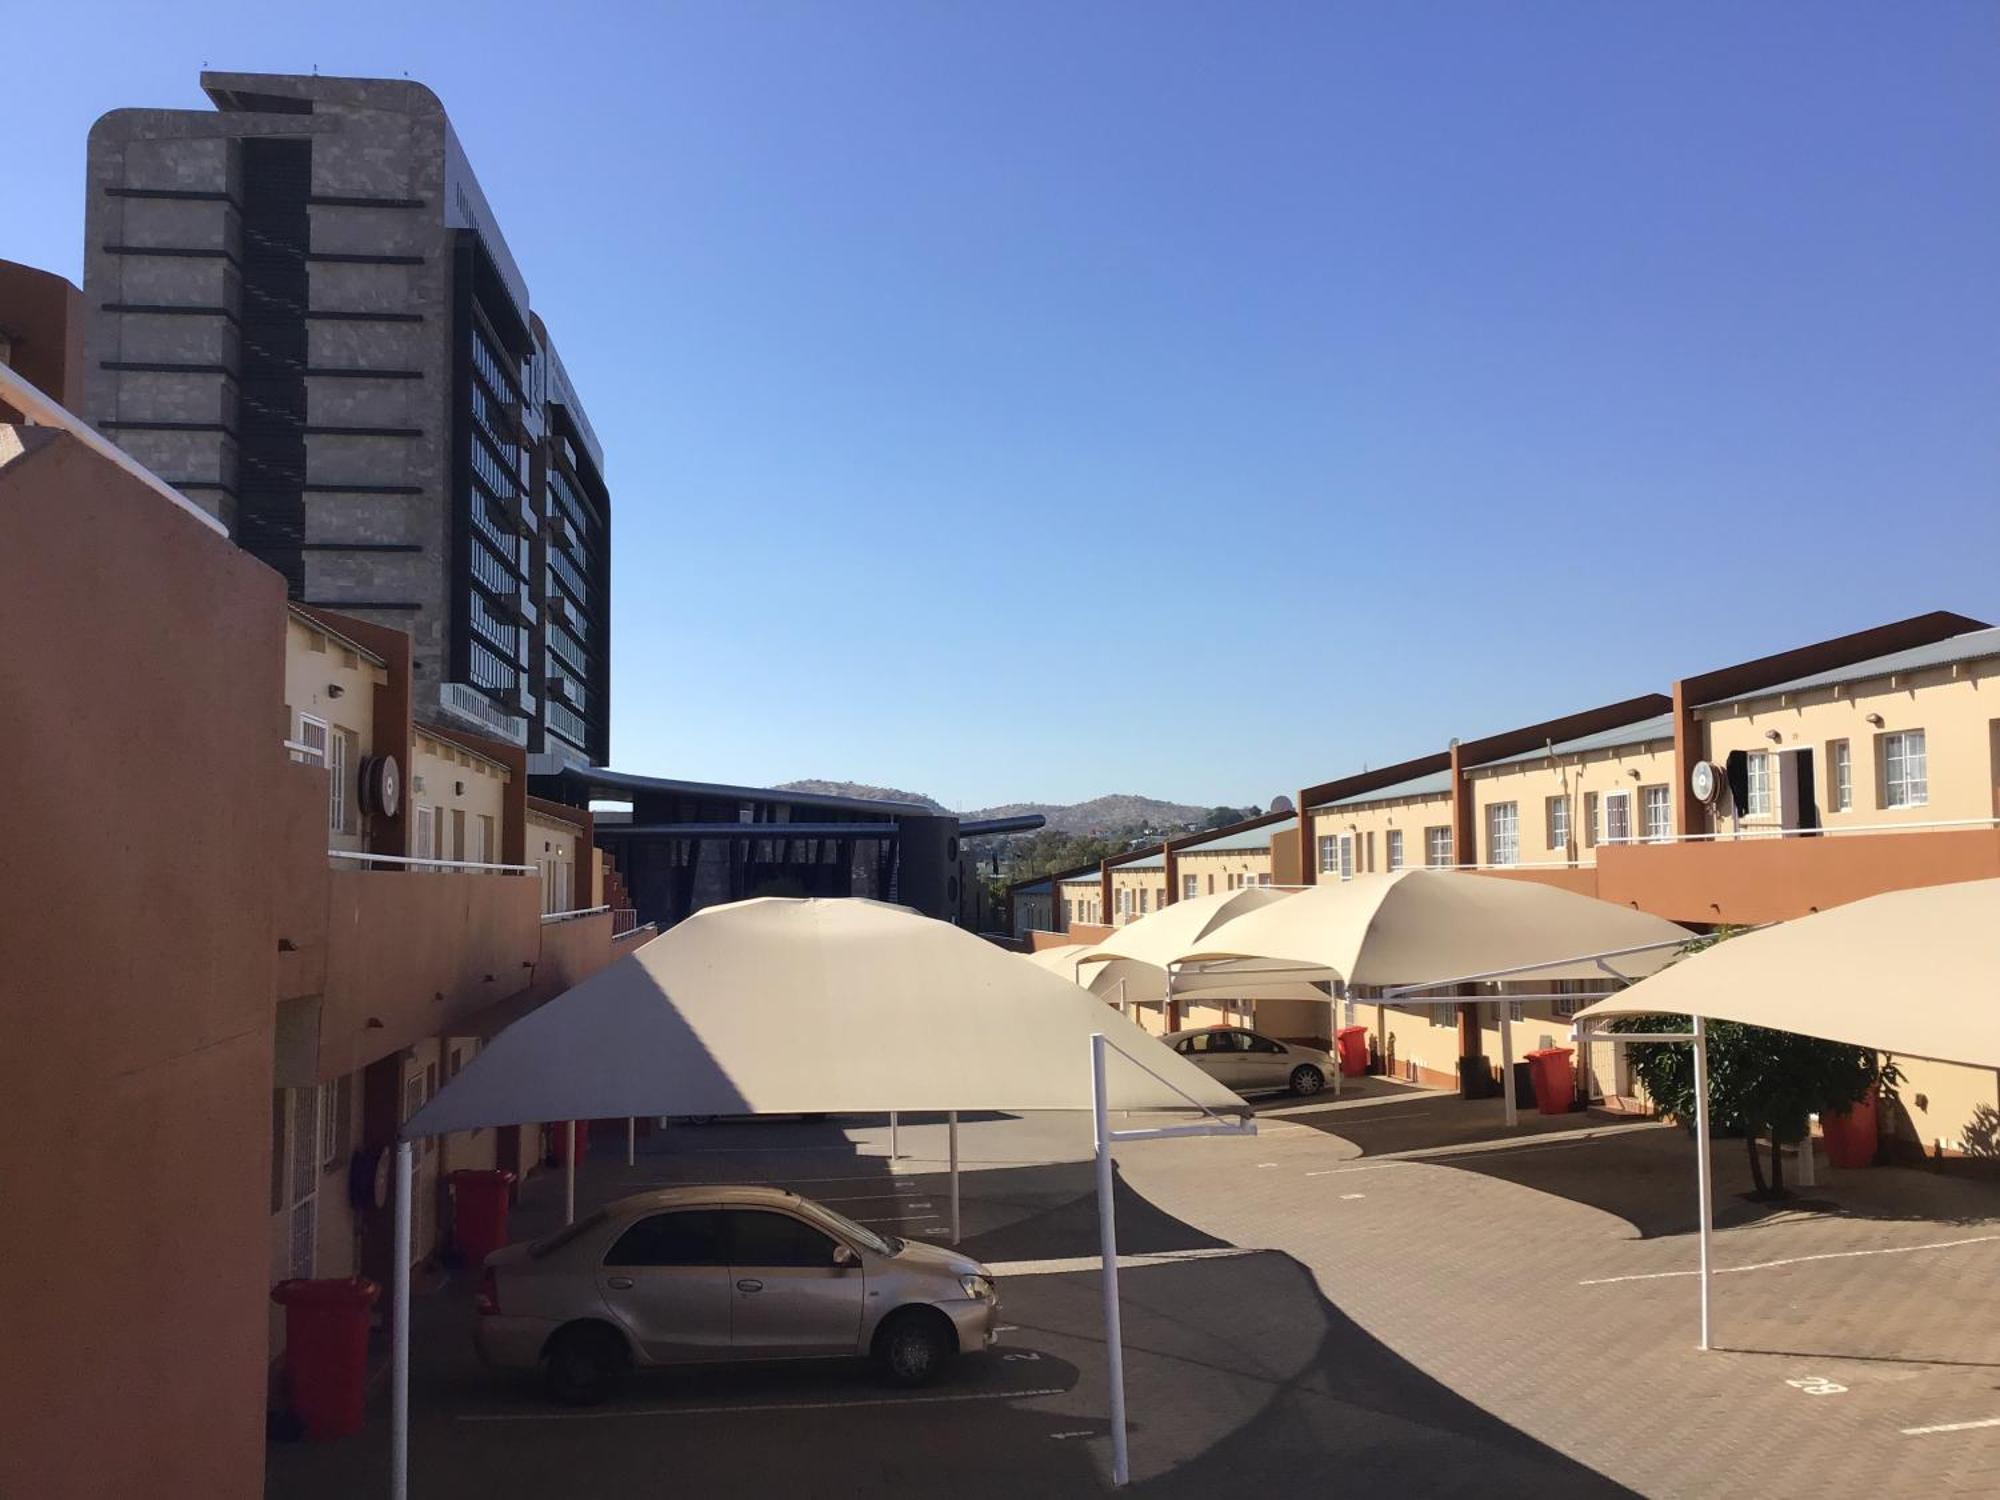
[268,1098,2000,1498]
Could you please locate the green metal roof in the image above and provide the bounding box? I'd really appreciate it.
[1699,627,2000,708]
[1476,713,1676,770]
[1310,768,1454,812]
[1178,814,1296,854]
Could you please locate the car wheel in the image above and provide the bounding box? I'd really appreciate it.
[874,1308,956,1388]
[1289,1065,1325,1098]
[544,1323,628,1406]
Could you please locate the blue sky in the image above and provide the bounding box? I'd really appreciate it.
[8,4,1998,810]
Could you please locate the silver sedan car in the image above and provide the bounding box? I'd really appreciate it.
[475,1185,1000,1402]
[1163,1026,1338,1097]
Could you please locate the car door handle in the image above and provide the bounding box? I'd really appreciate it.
[735,1279,764,1293]
[606,1276,635,1290]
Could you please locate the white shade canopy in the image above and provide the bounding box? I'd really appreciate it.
[403,897,1247,1138]
[1177,871,1696,987]
[1074,886,1330,1002]
[1575,879,2000,1068]
[1021,943,1168,1002]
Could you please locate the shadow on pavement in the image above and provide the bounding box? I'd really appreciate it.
[1436,1122,2000,1240]
[268,1114,1635,1499]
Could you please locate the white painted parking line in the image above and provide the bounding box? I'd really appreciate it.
[1579,1233,2000,1286]
[1339,1193,1365,1200]
[460,1386,1069,1423]
[990,1247,1259,1277]
[1901,1417,2000,1437]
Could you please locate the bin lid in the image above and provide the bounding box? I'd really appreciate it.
[1337,1025,1369,1037]
[271,1276,381,1308]
[1524,1047,1574,1060]
[448,1168,518,1186]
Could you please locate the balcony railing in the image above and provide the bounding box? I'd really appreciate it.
[1435,814,2000,872]
[326,850,536,875]
[540,904,610,924]
[611,908,639,935]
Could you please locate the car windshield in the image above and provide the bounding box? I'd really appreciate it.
[802,1199,897,1256]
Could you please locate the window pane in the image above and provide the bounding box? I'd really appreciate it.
[606,1210,725,1267]
[726,1210,838,1269]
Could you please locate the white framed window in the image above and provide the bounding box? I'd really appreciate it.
[1427,1003,1452,1029]
[298,715,336,841]
[1546,796,1570,852]
[317,1079,344,1173]
[1829,739,1852,811]
[1063,899,1075,925]
[1138,888,1150,915]
[1485,802,1519,866]
[1642,785,1671,841]
[1318,835,1339,874]
[1601,789,1632,844]
[1507,1000,1525,1023]
[1425,826,1453,867]
[1582,792,1598,848]
[1744,752,1772,817]
[1183,874,1198,900]
[1386,829,1404,871]
[1338,835,1354,880]
[1881,730,1927,808]
[1551,979,1587,1018]
[411,803,435,863]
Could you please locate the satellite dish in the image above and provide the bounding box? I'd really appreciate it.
[1268,795,1295,814]
[1689,760,1723,808]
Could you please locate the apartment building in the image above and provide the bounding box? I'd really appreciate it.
[1307,765,1454,881]
[1060,869,1105,928]
[83,71,611,771]
[1109,850,1166,924]
[1,379,634,1499]
[1173,815,1290,897]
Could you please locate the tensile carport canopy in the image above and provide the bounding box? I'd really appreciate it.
[406,896,1246,1136]
[1574,877,2000,1067]
[1175,869,1694,986]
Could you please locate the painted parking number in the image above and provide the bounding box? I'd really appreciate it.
[1786,1376,1847,1396]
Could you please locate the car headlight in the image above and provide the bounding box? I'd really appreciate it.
[959,1273,994,1300]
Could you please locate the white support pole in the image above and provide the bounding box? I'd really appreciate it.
[391,1140,412,1500]
[889,1109,899,1161]
[1797,1117,1816,1188]
[564,1121,577,1226]
[1498,997,1518,1128]
[626,1116,636,1167]
[1692,1017,1714,1351]
[1090,1033,1130,1487]
[948,1110,961,1243]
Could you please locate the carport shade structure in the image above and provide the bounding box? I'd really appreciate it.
[1168,871,1695,1125]
[391,897,1251,1496]
[1573,877,2000,1352]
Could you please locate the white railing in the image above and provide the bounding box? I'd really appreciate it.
[612,920,657,942]
[1628,814,2000,845]
[540,904,610,924]
[611,908,639,935]
[285,739,325,764]
[326,849,536,875]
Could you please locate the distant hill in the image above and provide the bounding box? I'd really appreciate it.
[776,782,1244,837]
[775,780,948,812]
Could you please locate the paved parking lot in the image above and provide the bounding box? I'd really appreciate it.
[268,1086,2000,1498]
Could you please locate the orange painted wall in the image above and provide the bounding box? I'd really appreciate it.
[1597,828,2000,926]
[1,433,280,1499]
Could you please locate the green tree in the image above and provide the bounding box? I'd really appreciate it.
[1609,931,1888,1198]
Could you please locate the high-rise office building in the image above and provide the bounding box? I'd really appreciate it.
[84,72,610,769]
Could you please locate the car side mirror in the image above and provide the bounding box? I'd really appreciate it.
[832,1244,859,1269]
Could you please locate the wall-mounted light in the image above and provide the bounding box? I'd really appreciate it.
[327,683,345,699]
[1764,729,1782,743]
[1865,712,1885,728]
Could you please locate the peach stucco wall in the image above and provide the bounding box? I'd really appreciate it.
[1,431,280,1500]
